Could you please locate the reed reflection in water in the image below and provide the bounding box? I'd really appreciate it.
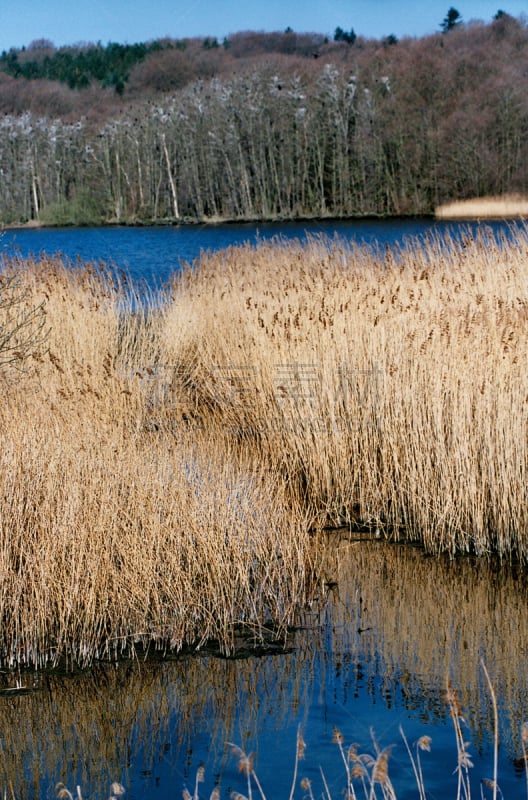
[1,539,528,799]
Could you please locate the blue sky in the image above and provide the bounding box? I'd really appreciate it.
[0,1,526,52]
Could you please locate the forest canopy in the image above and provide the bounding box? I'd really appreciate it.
[0,11,526,225]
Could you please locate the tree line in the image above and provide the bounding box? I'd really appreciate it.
[0,11,527,225]
[0,40,168,93]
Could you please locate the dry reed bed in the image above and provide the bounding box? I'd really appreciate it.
[0,257,313,669]
[164,231,528,559]
[436,195,528,219]
[2,230,528,668]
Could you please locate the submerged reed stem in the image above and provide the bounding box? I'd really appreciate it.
[481,660,499,800]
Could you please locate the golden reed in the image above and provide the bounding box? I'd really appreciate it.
[1,226,528,668]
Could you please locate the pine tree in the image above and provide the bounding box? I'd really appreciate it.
[441,7,463,33]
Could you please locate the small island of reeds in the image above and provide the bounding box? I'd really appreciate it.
[1,228,528,670]
[436,195,528,219]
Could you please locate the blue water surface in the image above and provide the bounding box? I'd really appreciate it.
[2,217,526,289]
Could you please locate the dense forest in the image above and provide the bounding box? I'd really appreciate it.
[0,9,527,225]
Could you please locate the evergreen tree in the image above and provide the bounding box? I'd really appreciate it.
[334,27,357,44]
[441,7,463,32]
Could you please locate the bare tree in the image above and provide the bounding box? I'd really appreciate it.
[0,261,48,370]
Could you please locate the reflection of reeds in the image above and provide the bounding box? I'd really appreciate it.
[313,537,528,759]
[0,649,312,798]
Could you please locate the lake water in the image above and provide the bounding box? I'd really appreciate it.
[2,538,528,800]
[2,217,527,288]
[2,219,528,799]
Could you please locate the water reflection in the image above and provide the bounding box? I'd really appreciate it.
[317,536,528,737]
[1,539,528,799]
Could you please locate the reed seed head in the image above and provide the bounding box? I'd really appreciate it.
[351,764,366,779]
[297,728,306,760]
[332,727,344,745]
[372,749,391,784]
[56,785,74,800]
[521,722,528,744]
[446,684,464,720]
[417,735,432,752]
[457,744,474,769]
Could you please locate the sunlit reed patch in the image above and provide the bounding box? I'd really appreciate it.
[2,228,528,670]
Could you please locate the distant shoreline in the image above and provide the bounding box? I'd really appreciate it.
[5,202,528,231]
[1,212,436,232]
